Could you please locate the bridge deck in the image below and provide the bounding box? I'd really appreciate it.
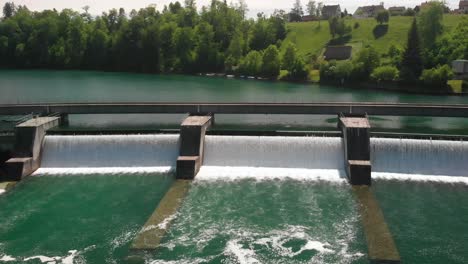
[1,102,468,117]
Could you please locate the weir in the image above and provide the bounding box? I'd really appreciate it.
[2,111,467,263]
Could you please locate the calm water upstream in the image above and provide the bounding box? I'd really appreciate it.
[1,70,468,104]
[1,70,468,134]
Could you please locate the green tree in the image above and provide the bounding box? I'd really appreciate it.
[420,65,453,87]
[282,42,308,80]
[239,50,262,76]
[261,45,280,78]
[352,46,381,79]
[173,27,195,72]
[371,66,399,81]
[2,2,15,19]
[329,16,350,38]
[289,0,303,22]
[401,18,423,81]
[194,21,220,72]
[65,16,88,68]
[375,10,390,24]
[418,1,444,49]
[306,1,316,16]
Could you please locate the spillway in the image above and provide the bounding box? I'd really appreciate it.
[371,138,468,182]
[35,134,180,175]
[31,134,468,183]
[197,136,347,181]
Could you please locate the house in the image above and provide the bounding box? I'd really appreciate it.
[353,5,385,18]
[324,46,352,60]
[322,5,341,19]
[452,60,468,79]
[301,15,318,22]
[460,1,468,12]
[388,6,406,15]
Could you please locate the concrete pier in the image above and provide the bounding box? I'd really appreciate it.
[353,186,400,263]
[3,117,60,181]
[338,114,372,185]
[176,115,212,179]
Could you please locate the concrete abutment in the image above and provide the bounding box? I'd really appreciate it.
[3,117,60,181]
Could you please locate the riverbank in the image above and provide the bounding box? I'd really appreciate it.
[199,71,468,96]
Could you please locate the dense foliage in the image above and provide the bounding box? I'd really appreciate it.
[375,10,390,24]
[400,18,424,81]
[0,1,308,79]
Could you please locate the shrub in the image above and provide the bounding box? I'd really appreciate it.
[261,45,281,78]
[335,61,353,81]
[238,50,263,76]
[319,60,337,81]
[352,46,381,79]
[371,66,399,81]
[354,22,360,29]
[420,65,454,87]
[375,10,390,24]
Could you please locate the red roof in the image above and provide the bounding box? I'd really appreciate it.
[460,0,468,7]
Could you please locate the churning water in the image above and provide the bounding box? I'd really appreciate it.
[3,134,468,263]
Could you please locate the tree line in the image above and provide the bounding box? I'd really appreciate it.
[0,1,312,80]
[320,1,468,90]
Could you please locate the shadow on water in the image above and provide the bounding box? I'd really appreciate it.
[373,25,389,39]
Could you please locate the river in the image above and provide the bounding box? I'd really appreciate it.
[1,70,468,134]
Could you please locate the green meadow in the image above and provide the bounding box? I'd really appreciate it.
[283,15,466,59]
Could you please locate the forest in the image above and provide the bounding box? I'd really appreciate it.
[0,1,307,80]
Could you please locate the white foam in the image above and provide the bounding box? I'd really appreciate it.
[0,189,5,195]
[61,250,78,264]
[24,255,61,263]
[373,172,468,184]
[224,239,260,264]
[4,247,87,264]
[0,255,16,262]
[297,240,334,254]
[33,167,173,176]
[197,166,346,182]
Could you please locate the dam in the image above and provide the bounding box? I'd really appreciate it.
[1,107,467,263]
[0,73,468,264]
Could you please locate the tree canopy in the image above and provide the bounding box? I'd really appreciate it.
[0,1,288,77]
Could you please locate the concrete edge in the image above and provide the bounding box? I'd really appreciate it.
[352,186,400,263]
[130,180,191,251]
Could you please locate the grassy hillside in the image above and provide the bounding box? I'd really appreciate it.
[283,15,466,59]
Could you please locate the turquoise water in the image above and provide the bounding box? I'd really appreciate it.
[374,180,468,264]
[0,174,174,263]
[150,180,367,264]
[1,70,468,104]
[2,70,468,134]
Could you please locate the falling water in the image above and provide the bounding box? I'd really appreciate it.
[35,134,180,175]
[371,138,468,182]
[198,136,347,181]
